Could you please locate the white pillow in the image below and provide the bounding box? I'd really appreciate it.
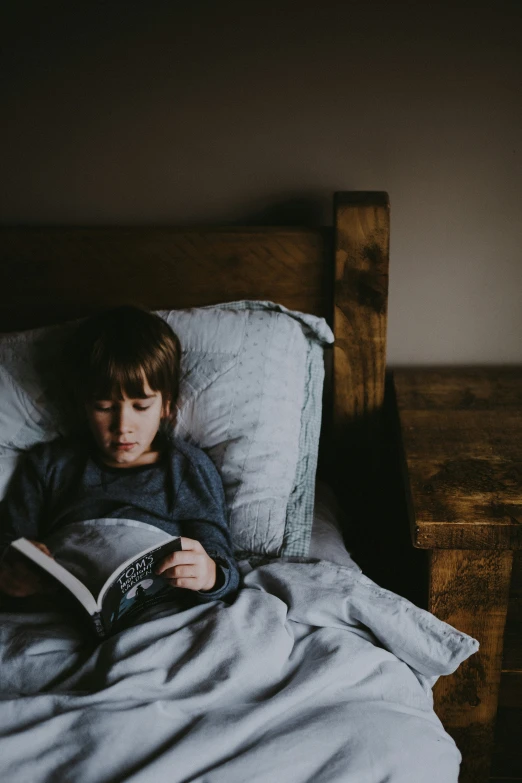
[0,302,333,559]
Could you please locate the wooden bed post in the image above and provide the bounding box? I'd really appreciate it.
[332,192,390,503]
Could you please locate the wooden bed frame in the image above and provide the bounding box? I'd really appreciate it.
[0,192,488,781]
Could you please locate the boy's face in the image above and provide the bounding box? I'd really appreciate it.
[84,379,171,468]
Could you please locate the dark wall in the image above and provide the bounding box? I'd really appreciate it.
[2,0,521,363]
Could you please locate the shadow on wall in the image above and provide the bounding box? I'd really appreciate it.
[233,195,327,226]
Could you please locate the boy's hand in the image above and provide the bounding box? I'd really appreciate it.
[0,541,55,597]
[155,537,217,592]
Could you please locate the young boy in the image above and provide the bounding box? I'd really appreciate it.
[0,306,240,604]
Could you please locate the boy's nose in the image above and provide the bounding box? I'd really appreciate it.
[111,408,134,434]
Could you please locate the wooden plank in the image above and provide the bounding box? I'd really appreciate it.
[393,369,522,549]
[0,226,331,331]
[332,192,389,477]
[392,366,522,411]
[333,192,389,429]
[430,549,513,783]
[502,551,522,671]
[398,410,522,461]
[406,460,522,550]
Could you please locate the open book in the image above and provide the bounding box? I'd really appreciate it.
[11,519,182,639]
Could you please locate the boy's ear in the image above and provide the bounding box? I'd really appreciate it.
[162,397,177,424]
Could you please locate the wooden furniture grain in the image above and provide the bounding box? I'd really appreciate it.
[392,367,522,783]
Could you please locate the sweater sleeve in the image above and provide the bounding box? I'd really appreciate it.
[176,445,240,603]
[0,446,47,559]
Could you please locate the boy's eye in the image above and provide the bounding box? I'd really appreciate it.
[90,400,154,412]
[93,403,114,412]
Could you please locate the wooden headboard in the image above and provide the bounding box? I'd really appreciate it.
[0,191,389,510]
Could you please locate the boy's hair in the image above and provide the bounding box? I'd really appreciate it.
[69,306,181,424]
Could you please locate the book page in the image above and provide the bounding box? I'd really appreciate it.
[10,538,98,615]
[45,518,175,600]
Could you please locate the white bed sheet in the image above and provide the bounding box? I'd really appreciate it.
[0,494,479,783]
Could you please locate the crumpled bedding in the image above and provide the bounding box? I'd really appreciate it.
[0,558,478,783]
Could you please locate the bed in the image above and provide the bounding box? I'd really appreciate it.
[0,192,478,782]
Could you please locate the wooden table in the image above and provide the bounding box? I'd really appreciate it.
[392,367,522,783]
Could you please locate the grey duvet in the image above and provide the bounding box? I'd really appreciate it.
[0,558,478,783]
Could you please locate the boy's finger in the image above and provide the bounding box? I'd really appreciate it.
[155,550,198,574]
[179,537,204,552]
[28,540,53,558]
[166,565,198,579]
[165,576,198,590]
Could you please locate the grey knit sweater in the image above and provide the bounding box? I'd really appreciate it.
[0,435,239,602]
